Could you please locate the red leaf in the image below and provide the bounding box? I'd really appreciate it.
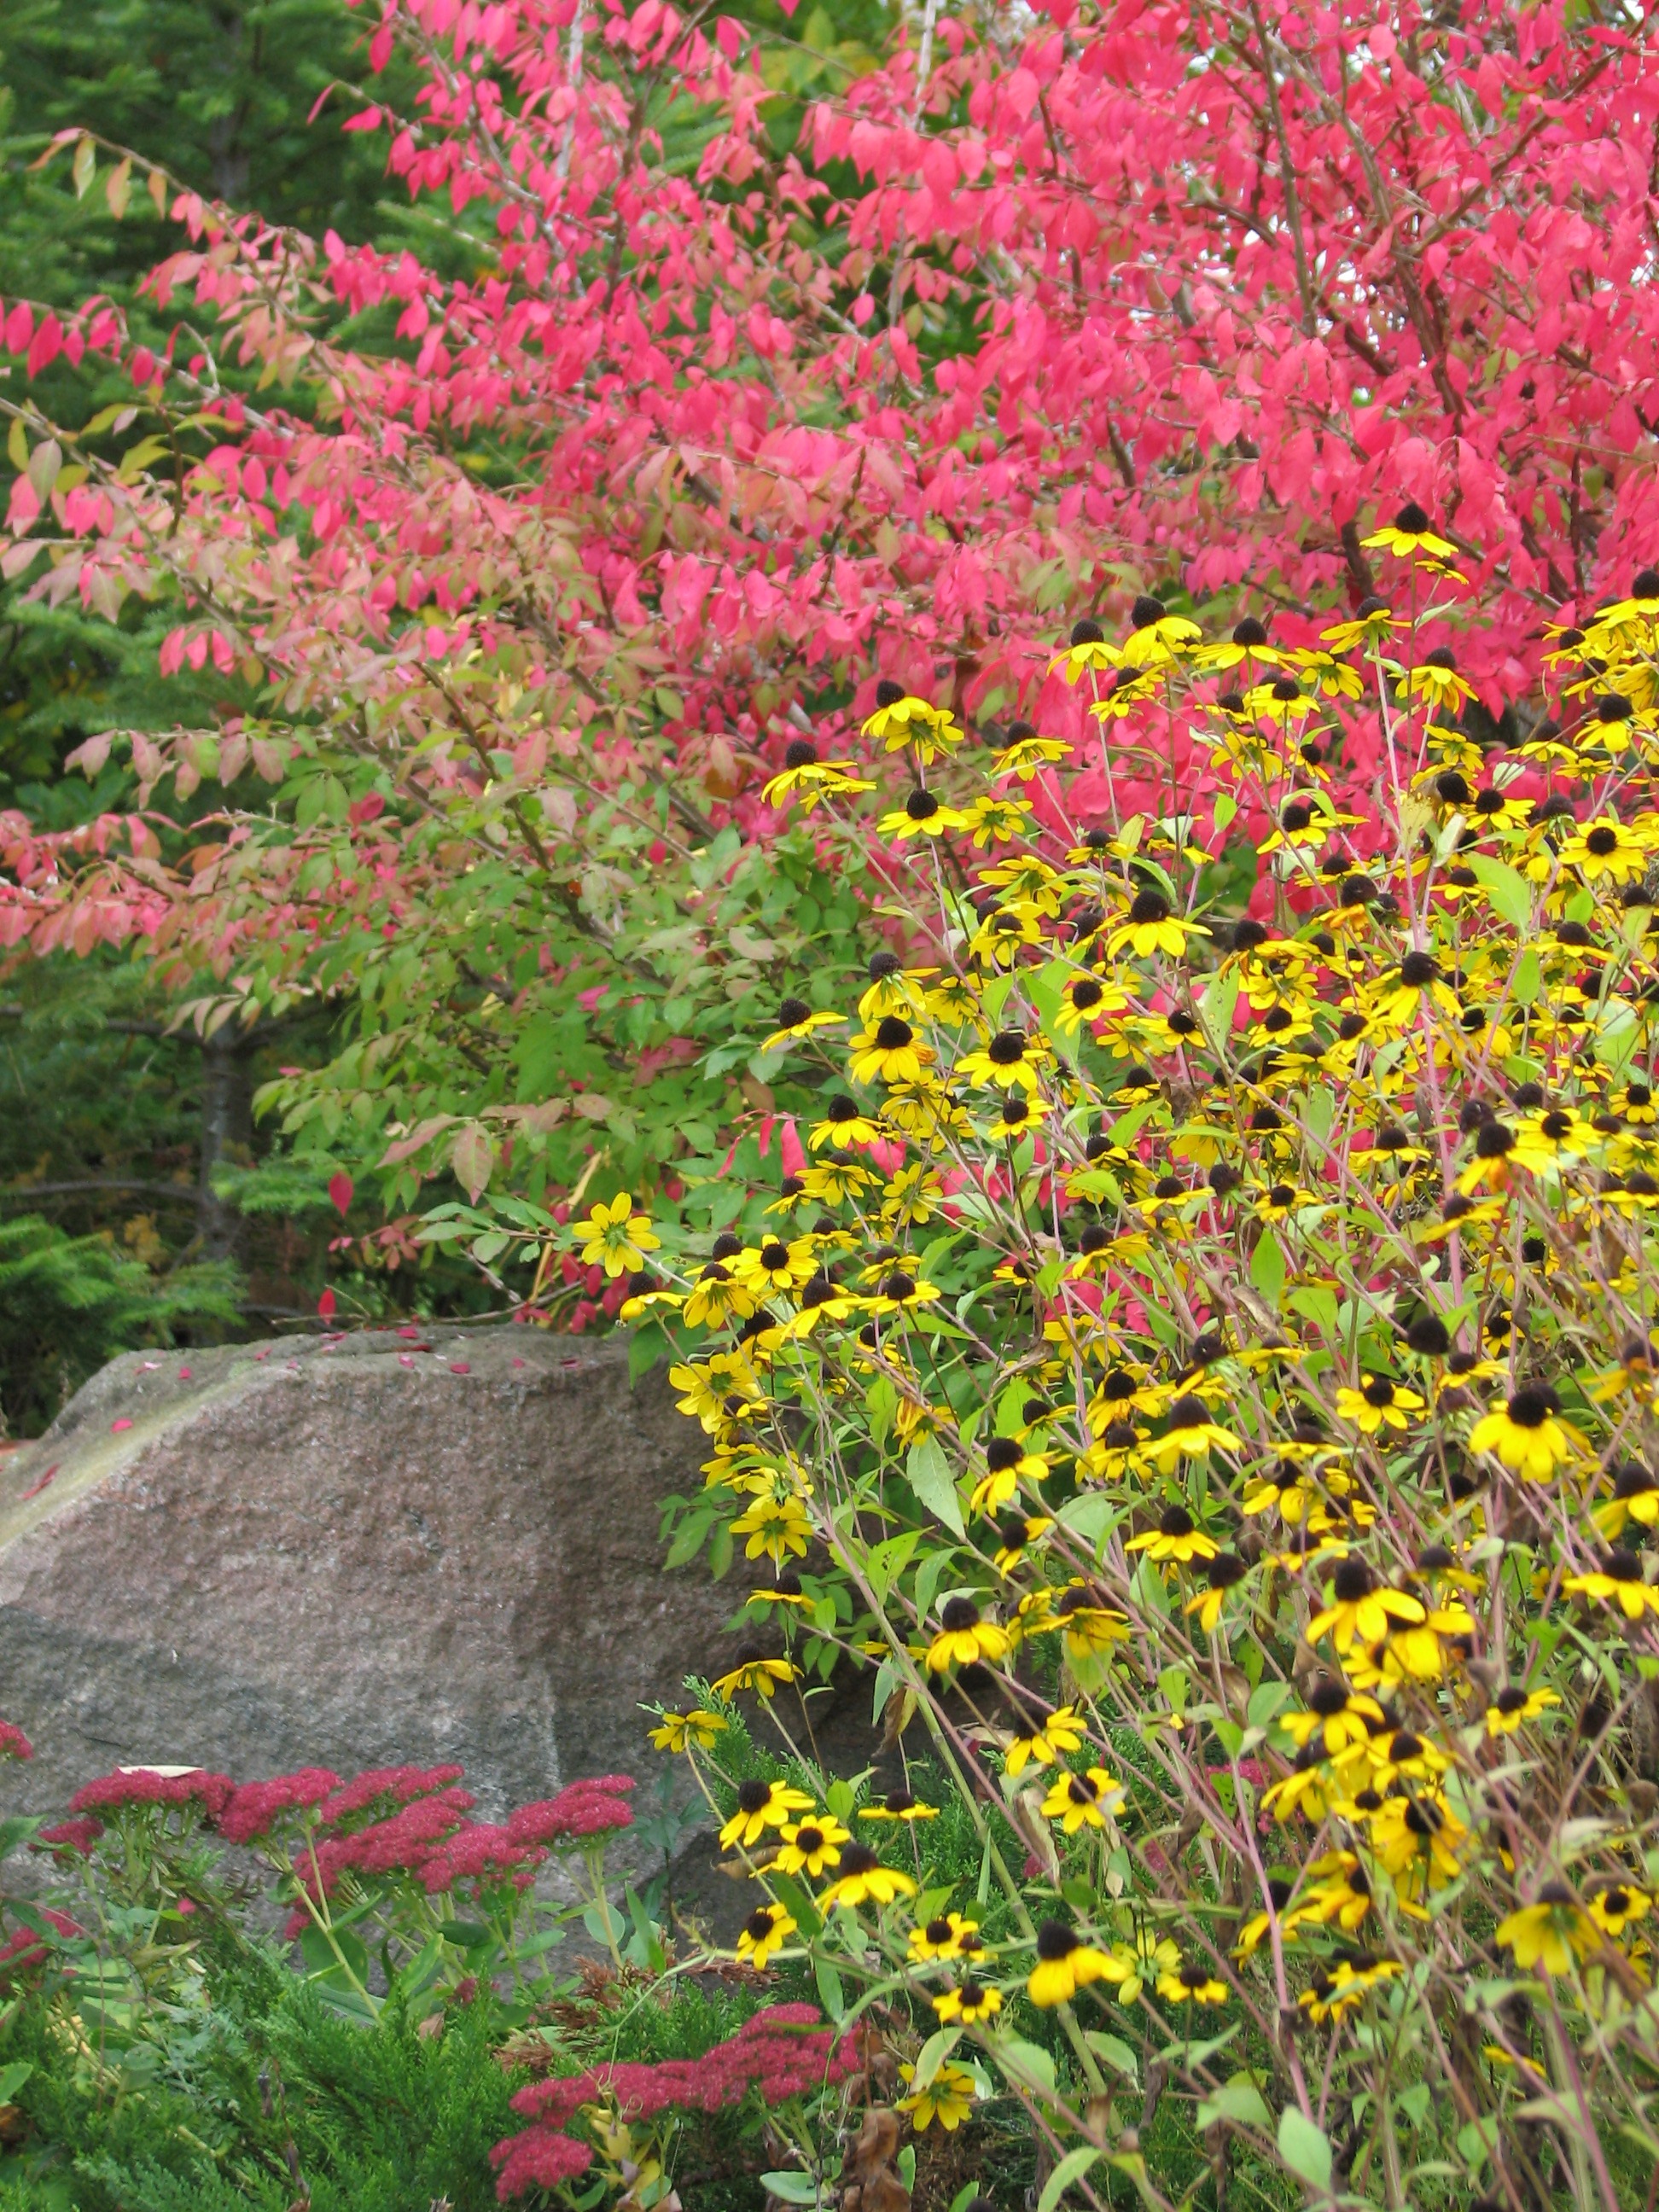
[329,1171,355,1216]
[317,1287,337,1320]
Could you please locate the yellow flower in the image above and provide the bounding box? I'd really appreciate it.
[1184,1551,1249,1631]
[1112,1930,1181,2005]
[1563,1548,1659,1620]
[932,1977,1003,2024]
[1299,1952,1403,2022]
[1027,1919,1125,2008]
[859,1788,939,1823]
[683,1261,757,1330]
[711,1656,800,1702]
[573,1192,661,1278]
[719,1777,814,1849]
[1485,1685,1559,1737]
[736,1901,797,1969]
[773,1813,851,1878]
[879,786,969,840]
[819,1844,918,1909]
[908,1911,983,1963]
[1468,1387,1576,1481]
[731,1235,819,1296]
[1335,1376,1423,1434]
[848,1016,933,1087]
[1497,1887,1598,1976]
[927,1598,1011,1673]
[731,1492,812,1568]
[1040,1765,1124,1834]
[969,1436,1050,1514]
[761,996,847,1050]
[1002,1703,1086,1776]
[1359,500,1459,562]
[897,2060,977,2132]
[1125,1503,1219,1564]
[1587,1883,1650,1937]
[648,1709,727,1754]
[861,690,963,762]
[1108,888,1210,960]
[956,1025,1047,1093]
[1156,1959,1230,2005]
[1306,1560,1425,1650]
[1140,1394,1241,1469]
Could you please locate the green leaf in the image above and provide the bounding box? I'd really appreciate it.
[1277,2105,1332,2191]
[906,1434,965,1537]
[1197,2075,1271,2132]
[759,2176,822,2207]
[0,2063,33,2104]
[1249,1225,1285,1307]
[1467,852,1533,928]
[72,133,96,198]
[1038,2147,1100,2212]
[1200,966,1239,1051]
[1083,2030,1139,2081]
[911,2026,960,2093]
[813,1953,846,2022]
[994,2037,1057,2096]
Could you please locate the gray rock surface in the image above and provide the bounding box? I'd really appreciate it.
[0,1328,732,1820]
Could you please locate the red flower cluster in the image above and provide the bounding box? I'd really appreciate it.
[218,1767,342,1844]
[319,1763,468,1824]
[486,2126,593,2200]
[0,1906,80,1986]
[0,1720,32,1761]
[491,2005,859,2197]
[32,1818,104,1857]
[67,1768,234,1817]
[504,1776,635,1846]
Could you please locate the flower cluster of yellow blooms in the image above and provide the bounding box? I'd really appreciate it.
[575,534,1659,2189]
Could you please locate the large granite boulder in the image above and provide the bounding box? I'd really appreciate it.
[0,1328,731,1820]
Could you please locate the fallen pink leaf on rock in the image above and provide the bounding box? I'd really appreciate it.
[110,1418,134,1433]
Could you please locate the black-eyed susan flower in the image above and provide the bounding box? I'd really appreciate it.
[729,1492,812,1569]
[907,1911,983,1963]
[866,1267,943,1315]
[1588,1883,1650,1937]
[736,1901,797,1969]
[957,1026,1046,1093]
[992,1511,1053,1573]
[1559,816,1659,884]
[1027,1919,1123,2008]
[1047,1583,1132,1661]
[1360,501,1458,562]
[859,1787,939,1824]
[573,1192,661,1278]
[1126,1502,1219,1565]
[932,1976,1003,2024]
[1563,1547,1659,1619]
[1280,1679,1386,1757]
[927,1596,1010,1672]
[1335,1375,1424,1435]
[1040,1765,1124,1834]
[1594,1460,1659,1537]
[719,1776,814,1849]
[1156,1959,1229,2005]
[970,1434,1049,1514]
[861,687,963,762]
[1184,1550,1249,1631]
[1109,887,1209,960]
[1307,1559,1426,1651]
[1496,1884,1598,1975]
[773,1813,851,1878]
[897,2059,977,2133]
[711,1656,800,1702]
[649,1708,728,1754]
[1141,1394,1241,1470]
[1285,1852,1375,1934]
[1050,618,1120,681]
[809,1097,886,1153]
[683,1261,758,1330]
[819,1843,918,1909]
[879,785,969,841]
[763,996,847,1051]
[1467,1384,1577,1480]
[1298,1951,1403,2022]
[1485,1684,1561,1737]
[1002,1703,1086,1775]
[1367,948,1461,1035]
[1234,1876,1295,1959]
[985,1091,1048,1141]
[847,1015,932,1087]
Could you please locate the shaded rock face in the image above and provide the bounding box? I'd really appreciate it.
[0,1330,731,1820]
